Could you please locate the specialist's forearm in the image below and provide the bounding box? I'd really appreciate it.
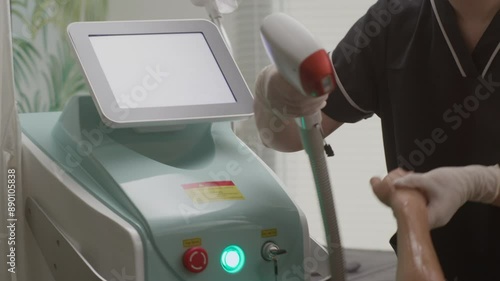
[393,190,445,281]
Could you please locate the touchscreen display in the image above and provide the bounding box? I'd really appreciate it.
[89,33,236,109]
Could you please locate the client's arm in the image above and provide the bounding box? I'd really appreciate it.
[391,189,445,281]
[371,169,445,281]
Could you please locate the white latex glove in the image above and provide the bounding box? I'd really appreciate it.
[393,165,500,229]
[255,64,329,119]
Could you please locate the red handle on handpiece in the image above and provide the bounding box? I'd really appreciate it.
[299,49,336,97]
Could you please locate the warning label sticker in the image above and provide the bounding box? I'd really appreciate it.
[182,181,245,202]
[183,238,202,248]
[261,228,278,238]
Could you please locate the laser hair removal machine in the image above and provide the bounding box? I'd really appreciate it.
[17,20,331,281]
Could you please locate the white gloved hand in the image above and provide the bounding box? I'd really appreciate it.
[393,165,500,229]
[255,64,329,119]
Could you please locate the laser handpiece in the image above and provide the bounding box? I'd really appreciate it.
[261,13,345,281]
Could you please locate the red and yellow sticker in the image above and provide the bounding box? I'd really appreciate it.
[182,181,245,202]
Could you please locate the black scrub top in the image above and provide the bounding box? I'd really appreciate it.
[323,0,500,280]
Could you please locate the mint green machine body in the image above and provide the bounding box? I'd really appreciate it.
[19,95,318,281]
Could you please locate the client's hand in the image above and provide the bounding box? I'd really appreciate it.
[370,168,427,215]
[370,168,445,281]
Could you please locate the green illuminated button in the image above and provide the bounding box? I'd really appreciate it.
[220,245,245,274]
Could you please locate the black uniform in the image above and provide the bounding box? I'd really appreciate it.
[323,0,500,280]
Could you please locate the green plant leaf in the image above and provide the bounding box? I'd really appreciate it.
[12,37,42,112]
[43,42,88,111]
[11,0,109,113]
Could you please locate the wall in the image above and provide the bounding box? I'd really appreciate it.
[108,0,206,20]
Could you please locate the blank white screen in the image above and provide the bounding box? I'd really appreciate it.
[89,33,236,109]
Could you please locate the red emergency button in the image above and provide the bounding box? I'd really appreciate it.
[183,247,208,273]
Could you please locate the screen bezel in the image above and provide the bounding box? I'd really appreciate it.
[68,20,253,128]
